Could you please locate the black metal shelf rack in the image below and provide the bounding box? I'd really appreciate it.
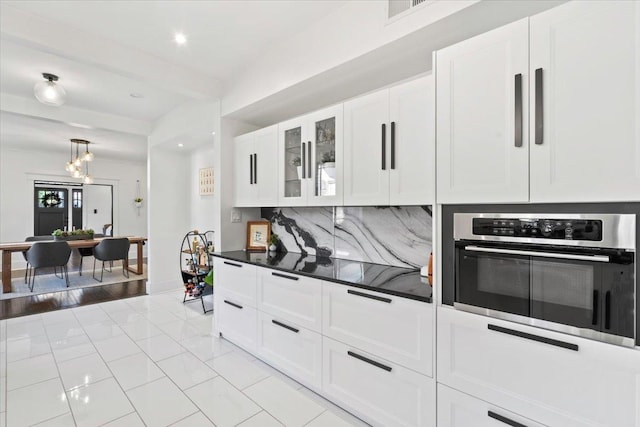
[180,230,214,313]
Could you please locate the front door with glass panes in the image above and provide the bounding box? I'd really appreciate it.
[278,104,342,206]
[34,187,70,235]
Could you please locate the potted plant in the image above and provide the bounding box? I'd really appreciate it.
[269,233,279,252]
[289,156,302,179]
[52,228,95,241]
[134,197,143,208]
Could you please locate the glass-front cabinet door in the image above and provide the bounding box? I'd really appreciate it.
[307,104,343,206]
[278,104,343,206]
[278,117,306,206]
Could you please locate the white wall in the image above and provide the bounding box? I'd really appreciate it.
[83,184,113,233]
[0,146,147,270]
[221,0,476,116]
[147,100,219,293]
[190,145,215,234]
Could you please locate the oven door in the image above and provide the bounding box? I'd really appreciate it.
[455,242,635,345]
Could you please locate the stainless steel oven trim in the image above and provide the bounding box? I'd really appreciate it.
[453,302,635,348]
[463,245,611,262]
[453,213,636,250]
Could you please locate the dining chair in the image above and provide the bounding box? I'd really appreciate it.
[24,241,72,291]
[77,233,104,276]
[23,236,55,284]
[92,238,130,282]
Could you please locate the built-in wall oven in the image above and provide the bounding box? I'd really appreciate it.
[453,213,636,347]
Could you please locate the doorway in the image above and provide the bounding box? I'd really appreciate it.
[34,187,69,235]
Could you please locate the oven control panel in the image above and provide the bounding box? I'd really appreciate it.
[472,218,603,241]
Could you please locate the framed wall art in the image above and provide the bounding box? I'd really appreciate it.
[246,220,271,251]
[199,167,214,195]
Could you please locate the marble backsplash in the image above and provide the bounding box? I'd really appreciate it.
[261,206,432,268]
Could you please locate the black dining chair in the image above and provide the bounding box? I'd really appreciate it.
[24,241,72,291]
[92,238,130,282]
[23,236,55,284]
[77,233,105,276]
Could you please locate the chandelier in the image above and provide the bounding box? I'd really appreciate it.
[66,139,94,184]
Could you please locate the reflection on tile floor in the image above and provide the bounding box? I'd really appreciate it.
[0,290,369,427]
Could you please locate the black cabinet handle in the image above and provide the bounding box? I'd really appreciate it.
[223,300,243,309]
[605,291,611,330]
[347,289,391,304]
[514,73,523,148]
[307,141,312,179]
[488,411,527,427]
[488,324,578,351]
[348,350,392,372]
[272,319,299,333]
[249,154,254,184]
[381,123,386,170]
[253,153,257,184]
[390,121,396,169]
[592,290,599,326]
[272,272,299,281]
[535,68,543,145]
[223,261,242,268]
[301,142,306,179]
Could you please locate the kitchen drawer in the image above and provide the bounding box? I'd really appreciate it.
[322,336,436,427]
[214,258,257,307]
[437,383,545,427]
[216,289,257,353]
[322,281,433,376]
[256,311,322,389]
[437,307,640,427]
[257,268,322,333]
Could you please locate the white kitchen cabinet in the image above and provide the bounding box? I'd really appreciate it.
[216,289,257,353]
[529,0,640,202]
[436,18,529,204]
[437,1,640,204]
[256,311,322,390]
[437,384,545,427]
[344,74,435,206]
[322,281,433,377]
[257,268,322,333]
[437,307,640,427]
[322,336,436,427]
[213,258,257,307]
[278,104,343,207]
[233,125,279,207]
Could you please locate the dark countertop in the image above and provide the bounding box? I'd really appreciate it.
[213,250,432,303]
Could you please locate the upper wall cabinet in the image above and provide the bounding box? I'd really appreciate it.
[344,75,435,206]
[436,19,530,204]
[437,1,640,204]
[278,104,343,207]
[528,1,640,202]
[234,125,279,207]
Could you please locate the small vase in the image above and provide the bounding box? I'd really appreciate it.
[269,244,277,252]
[134,202,143,208]
[296,166,302,179]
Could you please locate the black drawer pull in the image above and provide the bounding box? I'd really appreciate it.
[223,300,243,309]
[347,289,391,304]
[488,324,578,351]
[271,272,299,281]
[488,411,527,427]
[223,261,242,268]
[347,351,392,372]
[272,319,299,333]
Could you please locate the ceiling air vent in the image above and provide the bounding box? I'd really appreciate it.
[388,0,432,19]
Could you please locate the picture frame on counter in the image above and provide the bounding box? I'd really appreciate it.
[246,220,271,251]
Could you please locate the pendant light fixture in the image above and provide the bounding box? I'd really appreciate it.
[34,73,67,106]
[67,139,96,181]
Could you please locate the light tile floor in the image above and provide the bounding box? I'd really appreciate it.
[0,291,369,427]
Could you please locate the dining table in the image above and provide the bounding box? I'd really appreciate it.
[0,236,147,293]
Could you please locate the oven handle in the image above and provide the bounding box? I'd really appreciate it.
[464,245,610,263]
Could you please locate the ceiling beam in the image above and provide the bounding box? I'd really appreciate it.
[1,93,151,136]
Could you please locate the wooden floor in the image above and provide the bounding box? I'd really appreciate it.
[0,280,147,320]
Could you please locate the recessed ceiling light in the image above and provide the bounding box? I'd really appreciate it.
[130,93,144,98]
[211,131,216,135]
[178,143,184,147]
[174,33,187,45]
